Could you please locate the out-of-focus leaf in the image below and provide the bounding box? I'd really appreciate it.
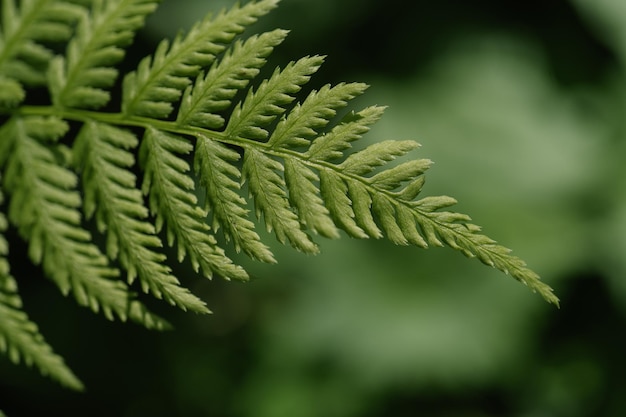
[570,0,626,63]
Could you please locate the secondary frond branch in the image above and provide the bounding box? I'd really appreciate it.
[244,147,317,253]
[73,120,210,314]
[231,98,559,304]
[177,28,288,129]
[0,0,85,86]
[0,179,83,390]
[0,270,84,390]
[0,116,172,328]
[49,0,159,109]
[267,82,368,150]
[195,135,275,263]
[122,0,279,118]
[140,127,249,281]
[225,55,324,141]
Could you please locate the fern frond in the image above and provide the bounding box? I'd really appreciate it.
[195,135,275,263]
[140,126,248,281]
[122,0,279,118]
[0,0,559,393]
[72,121,209,313]
[225,55,323,140]
[0,271,84,390]
[0,74,24,107]
[411,203,560,304]
[49,0,159,109]
[244,147,318,253]
[281,106,559,303]
[284,158,339,238]
[222,73,557,303]
[267,82,368,149]
[305,106,386,162]
[0,183,83,390]
[2,116,171,327]
[0,0,85,86]
[177,28,288,129]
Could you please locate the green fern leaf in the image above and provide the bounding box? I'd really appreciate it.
[0,271,84,390]
[315,130,558,302]
[73,121,209,313]
[244,147,318,253]
[225,55,324,140]
[122,0,279,118]
[318,168,369,239]
[177,28,287,129]
[257,84,557,303]
[1,116,170,327]
[284,158,339,238]
[49,0,159,109]
[0,74,25,107]
[0,0,85,86]
[140,126,249,281]
[0,183,83,390]
[268,82,368,149]
[195,135,275,263]
[305,106,386,161]
[0,0,559,392]
[340,140,425,176]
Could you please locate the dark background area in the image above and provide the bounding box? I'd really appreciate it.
[2,0,626,416]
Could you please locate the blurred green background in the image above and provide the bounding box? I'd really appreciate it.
[2,0,626,415]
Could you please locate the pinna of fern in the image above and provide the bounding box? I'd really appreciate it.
[0,0,558,391]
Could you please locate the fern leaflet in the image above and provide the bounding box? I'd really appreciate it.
[49,0,159,109]
[0,183,83,390]
[72,121,209,313]
[2,116,170,327]
[0,0,84,87]
[140,127,248,281]
[122,0,279,118]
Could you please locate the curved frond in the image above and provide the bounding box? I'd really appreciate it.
[49,0,159,109]
[122,0,279,118]
[272,103,559,304]
[0,0,559,393]
[72,120,209,313]
[218,69,557,304]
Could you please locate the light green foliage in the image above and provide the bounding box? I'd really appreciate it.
[0,0,84,87]
[0,184,83,390]
[49,0,159,108]
[0,0,558,390]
